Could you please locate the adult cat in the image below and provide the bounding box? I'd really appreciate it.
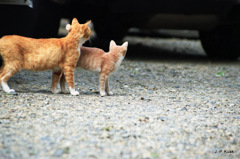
[0,18,91,95]
[56,24,128,96]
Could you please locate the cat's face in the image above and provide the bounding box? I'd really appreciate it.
[69,18,91,41]
[109,40,128,57]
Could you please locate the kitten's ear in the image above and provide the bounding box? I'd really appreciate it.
[66,24,72,32]
[82,20,91,30]
[72,18,79,25]
[110,40,117,50]
[122,41,128,50]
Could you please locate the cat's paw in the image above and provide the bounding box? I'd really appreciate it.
[8,89,17,95]
[9,89,15,93]
[51,89,60,94]
[61,89,69,94]
[69,87,79,96]
[70,90,79,96]
[6,89,16,94]
[100,91,107,97]
[107,91,113,96]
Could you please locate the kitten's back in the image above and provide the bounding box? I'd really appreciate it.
[77,47,105,72]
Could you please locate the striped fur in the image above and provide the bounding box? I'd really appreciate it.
[58,40,128,96]
[0,18,91,95]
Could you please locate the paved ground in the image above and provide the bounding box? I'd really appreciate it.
[0,35,240,159]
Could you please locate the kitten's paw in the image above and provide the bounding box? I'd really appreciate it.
[107,91,113,96]
[69,88,79,96]
[100,91,107,97]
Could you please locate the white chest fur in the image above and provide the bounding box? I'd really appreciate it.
[78,38,85,57]
[113,55,124,72]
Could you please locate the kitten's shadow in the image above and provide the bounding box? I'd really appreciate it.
[81,91,127,96]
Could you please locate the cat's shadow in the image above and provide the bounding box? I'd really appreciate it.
[2,88,128,97]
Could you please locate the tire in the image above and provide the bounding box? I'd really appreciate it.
[200,24,240,59]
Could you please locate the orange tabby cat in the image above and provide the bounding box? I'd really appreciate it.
[56,24,128,96]
[0,18,91,95]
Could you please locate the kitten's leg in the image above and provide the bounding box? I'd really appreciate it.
[99,73,108,97]
[0,64,19,93]
[63,66,79,96]
[51,70,62,94]
[60,74,68,94]
[105,78,113,96]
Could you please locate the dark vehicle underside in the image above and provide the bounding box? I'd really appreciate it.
[0,0,240,59]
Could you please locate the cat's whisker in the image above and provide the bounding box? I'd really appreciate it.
[88,38,93,46]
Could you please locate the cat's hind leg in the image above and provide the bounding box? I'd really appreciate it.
[51,70,62,94]
[105,78,113,96]
[99,73,108,97]
[0,64,19,93]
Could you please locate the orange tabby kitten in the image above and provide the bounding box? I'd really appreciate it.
[59,40,128,96]
[56,24,128,96]
[0,18,91,95]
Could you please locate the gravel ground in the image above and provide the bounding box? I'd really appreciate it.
[0,36,240,159]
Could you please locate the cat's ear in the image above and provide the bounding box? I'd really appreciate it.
[110,40,117,50]
[72,18,79,25]
[122,41,128,50]
[82,20,91,30]
[66,24,72,32]
[85,20,91,26]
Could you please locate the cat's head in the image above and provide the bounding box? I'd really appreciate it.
[109,40,128,57]
[67,18,91,42]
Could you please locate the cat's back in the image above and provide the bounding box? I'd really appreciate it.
[0,35,39,50]
[1,35,31,43]
[0,35,63,51]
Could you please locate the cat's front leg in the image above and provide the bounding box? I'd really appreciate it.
[60,74,69,94]
[63,66,79,96]
[105,78,113,96]
[51,70,62,94]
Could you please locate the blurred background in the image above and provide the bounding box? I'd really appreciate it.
[0,0,240,60]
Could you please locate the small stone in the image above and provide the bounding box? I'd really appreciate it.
[181,107,188,111]
[157,116,167,121]
[53,149,64,157]
[148,85,155,89]
[234,116,240,119]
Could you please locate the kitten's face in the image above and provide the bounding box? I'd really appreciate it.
[110,40,128,57]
